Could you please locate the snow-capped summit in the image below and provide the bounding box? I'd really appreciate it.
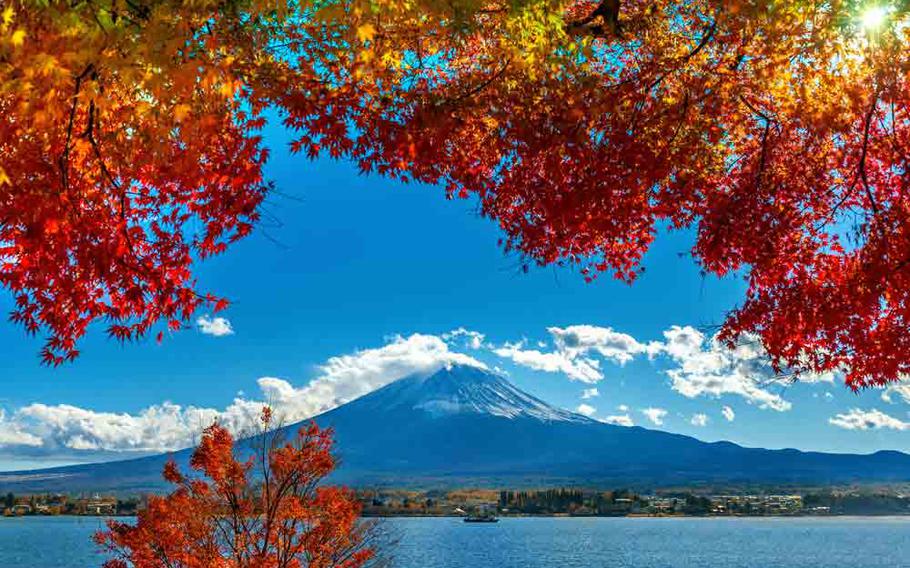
[349,364,589,422]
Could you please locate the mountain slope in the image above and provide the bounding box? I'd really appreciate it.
[3,365,910,492]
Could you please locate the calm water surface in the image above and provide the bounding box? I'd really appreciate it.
[1,516,908,567]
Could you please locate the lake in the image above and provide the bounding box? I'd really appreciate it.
[1,516,908,567]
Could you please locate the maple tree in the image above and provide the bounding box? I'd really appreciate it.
[0,0,277,364]
[95,408,378,568]
[281,0,910,390]
[4,0,910,388]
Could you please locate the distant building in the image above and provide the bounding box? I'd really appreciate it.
[75,496,117,516]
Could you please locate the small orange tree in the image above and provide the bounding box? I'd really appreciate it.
[95,408,376,568]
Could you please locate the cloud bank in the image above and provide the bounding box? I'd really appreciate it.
[654,326,792,412]
[829,408,910,431]
[0,333,486,458]
[493,324,799,412]
[492,325,654,384]
[1,321,865,463]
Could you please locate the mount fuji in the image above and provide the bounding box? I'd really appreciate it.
[3,364,910,492]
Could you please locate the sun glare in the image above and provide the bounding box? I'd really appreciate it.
[860,5,890,30]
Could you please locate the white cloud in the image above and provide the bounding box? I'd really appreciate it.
[0,333,486,456]
[882,380,910,404]
[721,405,735,422]
[602,414,634,427]
[196,315,234,337]
[829,408,910,431]
[492,325,651,383]
[0,410,43,447]
[493,341,603,383]
[298,333,486,414]
[690,413,709,427]
[617,404,629,412]
[548,325,652,366]
[11,402,233,453]
[641,407,667,426]
[654,326,792,412]
[442,328,487,350]
[581,388,599,400]
[575,404,597,417]
[487,324,798,411]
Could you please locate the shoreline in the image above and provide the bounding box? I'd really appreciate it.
[4,513,910,521]
[493,514,910,520]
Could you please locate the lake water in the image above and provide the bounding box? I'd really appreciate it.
[1,516,908,567]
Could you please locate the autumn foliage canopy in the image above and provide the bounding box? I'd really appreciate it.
[95,409,375,568]
[3,0,910,388]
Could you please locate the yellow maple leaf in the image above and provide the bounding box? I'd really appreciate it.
[219,82,236,97]
[10,29,25,46]
[173,103,191,122]
[358,49,375,64]
[356,23,375,43]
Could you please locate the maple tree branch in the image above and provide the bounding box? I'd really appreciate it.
[150,541,178,568]
[644,17,717,94]
[879,100,910,197]
[737,94,775,125]
[122,0,151,22]
[813,96,887,233]
[850,91,894,253]
[475,7,508,15]
[84,100,121,192]
[755,120,772,191]
[58,64,95,190]
[437,57,512,107]
[684,18,718,62]
[567,0,621,38]
[858,94,882,222]
[628,17,717,136]
[83,100,152,272]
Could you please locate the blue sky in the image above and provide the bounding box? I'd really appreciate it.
[1,123,908,471]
